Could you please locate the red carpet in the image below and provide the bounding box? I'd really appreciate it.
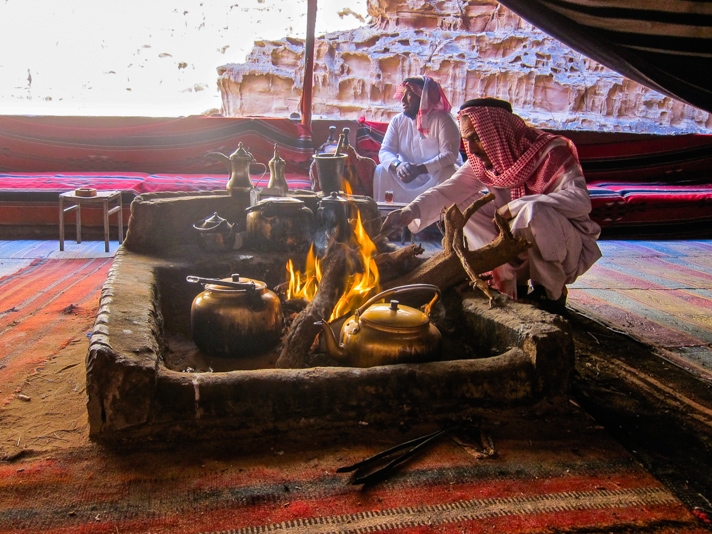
[0,246,708,533]
[1,415,707,534]
[0,257,112,403]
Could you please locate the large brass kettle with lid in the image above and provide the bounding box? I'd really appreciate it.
[318,284,442,367]
[187,273,282,358]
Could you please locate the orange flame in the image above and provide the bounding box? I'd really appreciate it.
[329,209,379,321]
[286,243,321,301]
[284,205,380,322]
[342,176,353,197]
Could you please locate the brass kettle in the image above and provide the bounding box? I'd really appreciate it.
[318,284,442,367]
[187,274,282,358]
[209,142,266,196]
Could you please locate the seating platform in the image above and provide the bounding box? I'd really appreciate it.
[2,115,712,240]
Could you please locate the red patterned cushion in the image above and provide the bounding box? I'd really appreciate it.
[356,118,389,163]
[0,172,146,193]
[586,186,626,227]
[140,173,312,193]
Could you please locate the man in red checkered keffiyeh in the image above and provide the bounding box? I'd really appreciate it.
[458,100,577,201]
[381,98,601,312]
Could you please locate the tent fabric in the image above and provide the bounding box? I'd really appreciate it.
[0,116,315,175]
[497,0,712,113]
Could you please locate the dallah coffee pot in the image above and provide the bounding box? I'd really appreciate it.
[209,142,266,196]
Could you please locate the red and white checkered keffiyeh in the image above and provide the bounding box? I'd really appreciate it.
[458,106,577,200]
[394,76,452,135]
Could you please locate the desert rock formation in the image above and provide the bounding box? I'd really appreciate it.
[217,0,711,134]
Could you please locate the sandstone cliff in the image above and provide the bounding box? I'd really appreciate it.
[217,0,711,134]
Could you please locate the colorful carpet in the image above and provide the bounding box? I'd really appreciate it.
[568,240,712,383]
[0,256,112,403]
[0,240,709,533]
[1,413,708,534]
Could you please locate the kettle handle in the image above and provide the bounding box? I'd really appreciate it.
[251,162,268,187]
[355,284,441,320]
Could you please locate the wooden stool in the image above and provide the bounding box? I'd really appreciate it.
[59,190,124,252]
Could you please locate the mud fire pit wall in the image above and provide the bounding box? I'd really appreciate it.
[86,192,574,442]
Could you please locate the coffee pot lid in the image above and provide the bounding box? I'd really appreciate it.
[245,196,306,213]
[319,191,348,206]
[230,142,252,159]
[359,300,429,329]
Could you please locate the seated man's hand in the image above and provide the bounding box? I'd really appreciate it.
[380,206,417,236]
[396,162,426,184]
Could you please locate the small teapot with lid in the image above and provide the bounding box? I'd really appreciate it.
[318,284,442,367]
[192,212,235,252]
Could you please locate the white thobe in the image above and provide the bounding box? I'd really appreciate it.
[408,151,602,301]
[373,111,462,203]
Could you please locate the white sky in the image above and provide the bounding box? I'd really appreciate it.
[0,0,369,116]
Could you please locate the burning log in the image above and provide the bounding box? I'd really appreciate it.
[374,243,425,283]
[275,241,349,368]
[381,193,531,306]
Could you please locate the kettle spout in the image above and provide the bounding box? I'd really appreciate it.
[315,319,347,361]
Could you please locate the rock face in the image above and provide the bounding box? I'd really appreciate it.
[218,0,711,134]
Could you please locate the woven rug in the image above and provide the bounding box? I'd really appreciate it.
[568,240,712,383]
[0,256,112,403]
[1,412,707,534]
[0,244,708,533]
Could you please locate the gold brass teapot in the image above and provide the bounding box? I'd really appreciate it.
[187,274,282,358]
[209,142,266,196]
[318,284,442,367]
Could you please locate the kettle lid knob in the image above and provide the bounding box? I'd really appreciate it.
[390,300,399,311]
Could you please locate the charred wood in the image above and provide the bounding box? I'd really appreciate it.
[275,241,348,368]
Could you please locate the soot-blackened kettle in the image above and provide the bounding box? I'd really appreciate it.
[187,274,282,358]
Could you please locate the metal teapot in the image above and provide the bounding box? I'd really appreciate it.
[192,212,235,252]
[209,142,266,196]
[245,196,315,252]
[187,274,283,358]
[318,284,442,367]
[316,191,350,243]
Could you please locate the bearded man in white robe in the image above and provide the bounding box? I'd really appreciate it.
[372,76,462,204]
[380,98,602,313]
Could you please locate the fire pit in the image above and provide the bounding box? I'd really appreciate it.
[86,191,573,442]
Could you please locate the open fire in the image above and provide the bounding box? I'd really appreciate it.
[286,207,380,322]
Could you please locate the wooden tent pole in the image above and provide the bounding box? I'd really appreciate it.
[301,0,317,129]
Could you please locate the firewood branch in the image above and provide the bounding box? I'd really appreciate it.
[382,194,531,305]
[275,241,348,368]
